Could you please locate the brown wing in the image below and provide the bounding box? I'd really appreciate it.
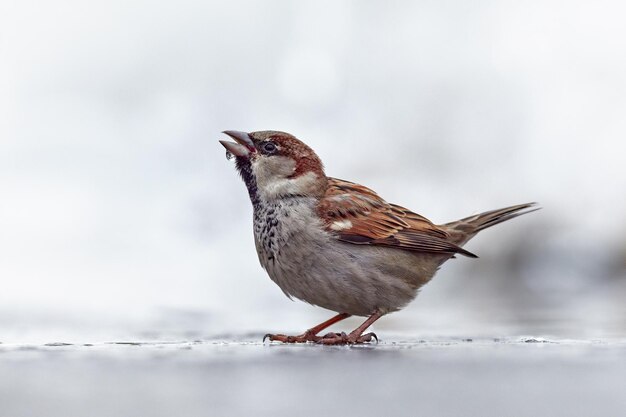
[317,178,477,258]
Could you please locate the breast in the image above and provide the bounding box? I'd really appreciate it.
[253,197,321,264]
[252,198,444,316]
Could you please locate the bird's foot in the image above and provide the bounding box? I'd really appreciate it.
[261,312,380,345]
[317,331,378,345]
[263,330,322,343]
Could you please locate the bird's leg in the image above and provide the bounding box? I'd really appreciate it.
[318,310,383,345]
[263,313,351,343]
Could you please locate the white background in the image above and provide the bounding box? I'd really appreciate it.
[2,0,625,342]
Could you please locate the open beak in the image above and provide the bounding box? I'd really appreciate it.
[220,130,255,157]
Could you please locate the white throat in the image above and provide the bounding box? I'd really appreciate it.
[251,156,321,200]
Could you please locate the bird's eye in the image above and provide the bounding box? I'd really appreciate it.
[261,141,277,154]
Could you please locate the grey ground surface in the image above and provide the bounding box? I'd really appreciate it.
[2,335,625,417]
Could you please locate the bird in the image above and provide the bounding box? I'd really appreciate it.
[219,130,538,344]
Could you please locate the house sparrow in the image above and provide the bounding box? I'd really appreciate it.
[219,130,538,344]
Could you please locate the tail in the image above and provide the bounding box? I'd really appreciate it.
[443,202,540,246]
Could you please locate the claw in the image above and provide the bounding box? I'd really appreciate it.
[259,313,353,344]
[265,330,377,345]
[359,332,378,344]
[260,312,382,345]
[263,332,321,343]
[316,331,377,345]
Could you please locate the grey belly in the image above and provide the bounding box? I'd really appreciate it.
[260,237,449,316]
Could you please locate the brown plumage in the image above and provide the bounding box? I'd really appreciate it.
[318,178,478,258]
[219,130,539,344]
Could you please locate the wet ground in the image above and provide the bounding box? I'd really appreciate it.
[2,335,625,417]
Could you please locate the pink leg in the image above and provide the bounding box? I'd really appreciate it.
[318,310,383,345]
[263,313,351,343]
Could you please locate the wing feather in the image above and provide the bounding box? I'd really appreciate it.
[318,178,477,258]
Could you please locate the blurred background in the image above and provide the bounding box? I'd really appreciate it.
[2,0,626,343]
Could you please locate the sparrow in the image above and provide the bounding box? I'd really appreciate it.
[219,130,538,344]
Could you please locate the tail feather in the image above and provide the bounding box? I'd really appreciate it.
[444,202,540,245]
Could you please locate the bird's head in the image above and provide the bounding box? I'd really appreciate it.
[220,130,327,204]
